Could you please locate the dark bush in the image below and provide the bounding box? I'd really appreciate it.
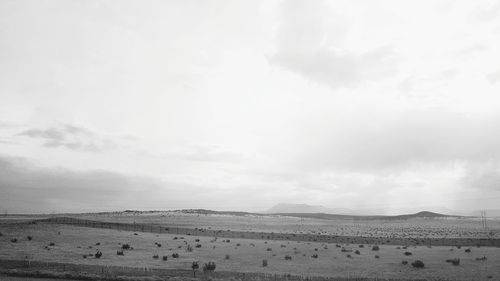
[49,242,55,246]
[225,254,230,260]
[11,238,18,243]
[195,244,202,248]
[346,254,352,258]
[157,243,162,247]
[116,250,124,256]
[95,242,100,246]
[465,248,471,253]
[27,236,33,241]
[285,255,292,260]
[402,260,408,265]
[172,253,179,258]
[162,255,168,261]
[187,245,193,252]
[95,251,102,259]
[203,261,216,272]
[262,259,268,267]
[122,244,131,250]
[355,250,360,255]
[372,245,380,251]
[359,244,364,248]
[153,255,159,259]
[404,251,412,256]
[195,239,200,242]
[446,258,460,266]
[411,260,424,268]
[312,253,318,258]
[476,256,487,261]
[266,248,272,251]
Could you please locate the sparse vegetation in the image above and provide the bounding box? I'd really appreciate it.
[411,260,425,268]
[262,259,268,267]
[203,261,216,273]
[446,258,460,266]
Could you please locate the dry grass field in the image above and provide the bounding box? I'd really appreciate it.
[1,213,500,281]
[75,211,500,239]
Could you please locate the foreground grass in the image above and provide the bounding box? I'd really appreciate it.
[0,222,498,280]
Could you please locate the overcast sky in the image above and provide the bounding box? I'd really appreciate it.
[1,0,500,214]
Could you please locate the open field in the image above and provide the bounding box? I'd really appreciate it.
[74,211,500,239]
[1,214,500,281]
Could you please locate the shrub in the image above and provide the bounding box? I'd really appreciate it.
[95,242,100,246]
[266,248,272,251]
[95,251,102,259]
[446,258,460,266]
[476,256,487,261]
[411,260,424,268]
[49,242,55,246]
[153,255,159,259]
[375,255,380,259]
[27,236,33,241]
[225,254,230,260]
[346,254,352,258]
[122,244,131,250]
[359,244,364,248]
[83,255,87,259]
[355,250,360,255]
[187,245,193,252]
[10,238,18,243]
[465,248,471,253]
[341,248,351,252]
[162,255,168,261]
[402,260,408,265]
[404,251,412,256]
[285,255,292,260]
[372,245,380,251]
[312,253,318,258]
[157,243,162,247]
[262,259,268,267]
[203,261,216,272]
[116,250,124,256]
[172,253,179,258]
[195,244,202,248]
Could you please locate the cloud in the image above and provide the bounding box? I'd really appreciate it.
[162,144,245,163]
[487,69,500,84]
[0,155,194,213]
[462,162,500,191]
[16,124,111,152]
[269,0,397,89]
[290,108,500,171]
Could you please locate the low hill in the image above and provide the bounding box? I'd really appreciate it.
[270,211,460,220]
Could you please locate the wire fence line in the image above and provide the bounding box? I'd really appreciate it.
[36,217,500,247]
[0,258,402,281]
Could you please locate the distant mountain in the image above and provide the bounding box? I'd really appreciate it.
[265,203,352,214]
[269,211,459,221]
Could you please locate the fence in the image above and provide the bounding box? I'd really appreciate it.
[0,258,400,281]
[35,217,500,247]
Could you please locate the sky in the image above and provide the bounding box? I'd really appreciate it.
[1,0,500,214]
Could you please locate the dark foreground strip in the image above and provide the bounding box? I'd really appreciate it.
[0,259,433,281]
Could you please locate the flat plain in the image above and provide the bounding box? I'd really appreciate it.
[1,212,499,281]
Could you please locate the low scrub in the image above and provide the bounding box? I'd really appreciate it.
[446,258,460,266]
[411,260,425,268]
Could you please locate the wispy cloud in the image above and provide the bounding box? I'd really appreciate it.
[16,124,111,152]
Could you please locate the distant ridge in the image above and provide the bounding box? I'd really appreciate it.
[270,211,461,220]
